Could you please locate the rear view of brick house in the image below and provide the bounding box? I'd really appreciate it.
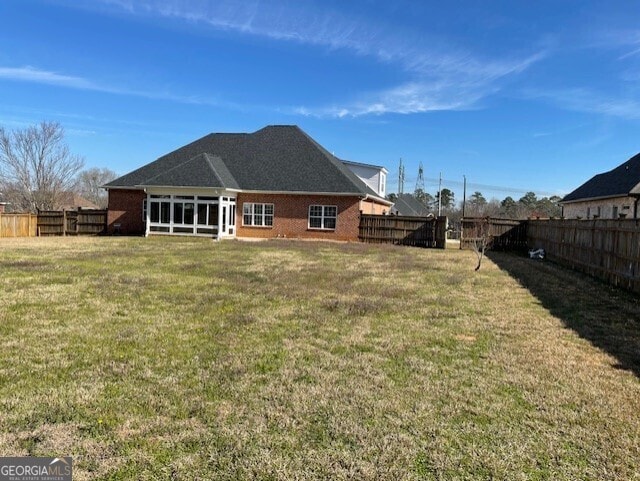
[105,125,392,241]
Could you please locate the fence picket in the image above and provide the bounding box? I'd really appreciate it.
[0,210,107,237]
[461,217,640,294]
[359,214,447,248]
[0,213,38,237]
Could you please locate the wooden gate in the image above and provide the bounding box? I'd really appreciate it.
[37,210,107,236]
[0,213,38,237]
[359,214,447,248]
[461,217,528,251]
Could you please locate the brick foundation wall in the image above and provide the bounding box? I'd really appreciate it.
[236,193,362,241]
[107,189,146,235]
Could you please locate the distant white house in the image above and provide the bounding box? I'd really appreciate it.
[341,160,388,198]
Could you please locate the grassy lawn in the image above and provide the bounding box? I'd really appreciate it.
[0,237,639,480]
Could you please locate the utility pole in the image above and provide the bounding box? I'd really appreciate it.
[415,161,425,193]
[398,158,405,195]
[462,175,467,218]
[438,172,442,216]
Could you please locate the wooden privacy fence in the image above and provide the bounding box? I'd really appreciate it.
[461,217,528,251]
[528,218,640,293]
[359,214,447,248]
[0,213,38,237]
[460,217,640,294]
[37,210,107,236]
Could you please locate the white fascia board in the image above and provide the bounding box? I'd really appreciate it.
[341,159,388,172]
[363,194,394,206]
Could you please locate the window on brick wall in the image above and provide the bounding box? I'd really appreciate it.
[243,203,274,227]
[308,205,337,230]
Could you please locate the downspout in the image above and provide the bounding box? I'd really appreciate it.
[144,189,150,237]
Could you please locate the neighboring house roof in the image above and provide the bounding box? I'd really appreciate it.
[56,192,99,210]
[340,159,388,172]
[106,125,391,204]
[562,152,640,203]
[391,193,431,217]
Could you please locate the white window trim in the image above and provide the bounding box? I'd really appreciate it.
[242,202,274,228]
[308,205,337,231]
[146,194,235,237]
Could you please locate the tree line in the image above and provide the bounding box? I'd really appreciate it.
[0,122,117,212]
[389,187,562,220]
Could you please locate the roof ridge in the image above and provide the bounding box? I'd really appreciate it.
[292,127,378,196]
[142,152,223,187]
[204,153,240,190]
[201,153,226,188]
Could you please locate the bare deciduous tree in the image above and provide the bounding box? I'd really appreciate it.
[470,217,491,271]
[77,167,118,209]
[0,122,84,212]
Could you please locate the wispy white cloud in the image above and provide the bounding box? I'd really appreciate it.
[0,65,249,110]
[80,0,545,117]
[589,28,640,60]
[295,51,545,118]
[0,66,96,89]
[524,87,640,120]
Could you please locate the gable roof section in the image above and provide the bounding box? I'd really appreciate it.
[392,193,431,216]
[562,152,640,202]
[141,153,238,189]
[106,125,389,203]
[56,192,100,210]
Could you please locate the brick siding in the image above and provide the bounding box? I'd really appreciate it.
[562,196,638,219]
[107,189,146,235]
[236,193,363,241]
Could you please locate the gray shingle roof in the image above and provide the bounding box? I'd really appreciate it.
[106,125,385,200]
[562,152,640,202]
[391,193,431,216]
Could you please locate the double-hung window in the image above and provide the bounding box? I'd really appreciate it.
[243,203,274,227]
[309,205,337,230]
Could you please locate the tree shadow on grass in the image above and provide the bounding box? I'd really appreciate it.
[487,251,640,378]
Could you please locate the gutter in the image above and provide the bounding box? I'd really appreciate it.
[362,193,394,206]
[103,185,394,205]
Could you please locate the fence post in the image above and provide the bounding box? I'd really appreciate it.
[435,216,447,249]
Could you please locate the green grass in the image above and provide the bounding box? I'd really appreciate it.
[0,236,639,480]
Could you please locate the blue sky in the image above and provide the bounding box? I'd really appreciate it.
[2,0,640,202]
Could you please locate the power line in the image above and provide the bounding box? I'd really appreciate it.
[390,173,556,198]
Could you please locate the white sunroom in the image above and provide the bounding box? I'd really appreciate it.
[144,189,237,238]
